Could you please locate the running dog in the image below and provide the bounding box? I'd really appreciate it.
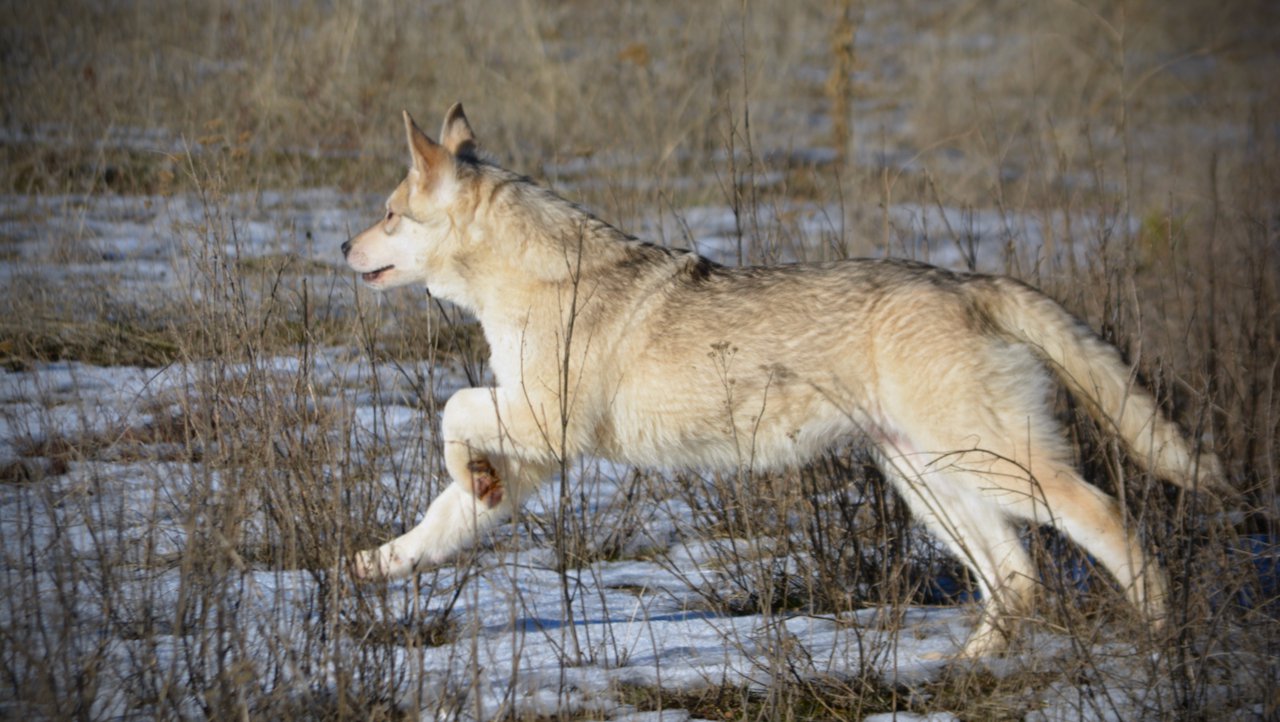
[342,103,1222,657]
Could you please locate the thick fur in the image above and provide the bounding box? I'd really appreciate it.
[342,104,1222,657]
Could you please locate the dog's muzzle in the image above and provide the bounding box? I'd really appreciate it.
[341,239,352,258]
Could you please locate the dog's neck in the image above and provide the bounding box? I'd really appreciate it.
[450,167,641,287]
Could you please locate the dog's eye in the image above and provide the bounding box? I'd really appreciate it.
[385,210,395,221]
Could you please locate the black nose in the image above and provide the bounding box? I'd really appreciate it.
[341,240,352,258]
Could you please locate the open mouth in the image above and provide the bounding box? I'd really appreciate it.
[362,265,394,283]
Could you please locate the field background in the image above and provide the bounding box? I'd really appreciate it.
[2,0,1277,719]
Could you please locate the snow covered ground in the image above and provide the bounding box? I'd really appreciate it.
[1,190,1273,720]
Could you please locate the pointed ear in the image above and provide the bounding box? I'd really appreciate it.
[403,110,450,182]
[440,102,477,159]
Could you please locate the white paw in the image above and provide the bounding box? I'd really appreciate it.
[350,545,410,581]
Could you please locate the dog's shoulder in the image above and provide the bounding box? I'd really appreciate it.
[610,240,719,282]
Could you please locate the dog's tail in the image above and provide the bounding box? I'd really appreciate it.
[979,277,1225,493]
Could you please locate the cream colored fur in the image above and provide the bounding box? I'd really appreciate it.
[341,104,1222,657]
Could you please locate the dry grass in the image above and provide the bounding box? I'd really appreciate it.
[2,0,1277,719]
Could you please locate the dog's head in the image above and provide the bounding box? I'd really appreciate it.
[342,104,477,292]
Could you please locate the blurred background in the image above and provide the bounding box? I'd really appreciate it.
[4,0,1274,210]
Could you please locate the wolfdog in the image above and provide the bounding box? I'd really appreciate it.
[342,103,1222,657]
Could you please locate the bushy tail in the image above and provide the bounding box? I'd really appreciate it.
[980,277,1224,492]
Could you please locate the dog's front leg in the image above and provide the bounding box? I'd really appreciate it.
[352,387,558,580]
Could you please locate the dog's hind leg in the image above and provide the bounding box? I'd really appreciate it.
[898,387,1167,639]
[953,516,1036,658]
[932,384,1170,629]
[1002,462,1169,628]
[876,450,1037,658]
[352,387,563,580]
